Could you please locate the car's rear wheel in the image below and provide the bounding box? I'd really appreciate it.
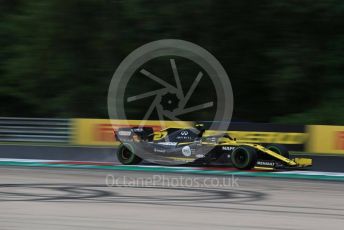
[117,144,142,165]
[231,146,257,170]
[266,144,290,159]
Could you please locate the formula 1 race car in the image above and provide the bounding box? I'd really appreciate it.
[114,124,312,170]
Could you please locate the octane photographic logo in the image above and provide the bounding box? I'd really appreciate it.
[108,39,233,165]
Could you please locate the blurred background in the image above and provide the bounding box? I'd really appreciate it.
[0,0,344,124]
[1,3,344,230]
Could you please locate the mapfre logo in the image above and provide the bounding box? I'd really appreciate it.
[222,146,235,151]
[335,131,344,150]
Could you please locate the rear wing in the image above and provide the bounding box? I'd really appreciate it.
[115,127,154,142]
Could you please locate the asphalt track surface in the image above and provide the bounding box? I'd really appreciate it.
[1,144,344,172]
[0,166,344,230]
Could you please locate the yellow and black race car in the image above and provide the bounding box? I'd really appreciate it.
[115,124,312,170]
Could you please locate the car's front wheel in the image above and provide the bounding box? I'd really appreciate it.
[231,146,257,170]
[116,144,142,165]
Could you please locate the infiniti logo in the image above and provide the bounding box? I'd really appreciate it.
[180,131,189,136]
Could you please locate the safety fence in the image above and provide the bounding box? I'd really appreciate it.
[0,117,71,143]
[1,117,344,154]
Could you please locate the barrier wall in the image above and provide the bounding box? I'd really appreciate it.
[3,117,343,154]
[71,119,307,151]
[307,125,344,154]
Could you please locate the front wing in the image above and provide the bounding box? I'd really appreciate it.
[254,157,312,170]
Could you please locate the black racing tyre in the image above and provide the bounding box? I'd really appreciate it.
[116,144,142,165]
[231,146,257,170]
[266,144,290,159]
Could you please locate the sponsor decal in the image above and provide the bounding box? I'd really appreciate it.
[196,154,205,158]
[222,146,235,151]
[182,146,192,157]
[180,131,189,136]
[175,130,195,141]
[307,125,344,154]
[93,123,115,142]
[204,131,307,144]
[176,136,193,140]
[157,142,177,146]
[233,132,307,144]
[153,148,166,153]
[118,131,132,136]
[256,161,275,167]
[335,131,344,150]
[207,137,217,142]
[177,136,192,140]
